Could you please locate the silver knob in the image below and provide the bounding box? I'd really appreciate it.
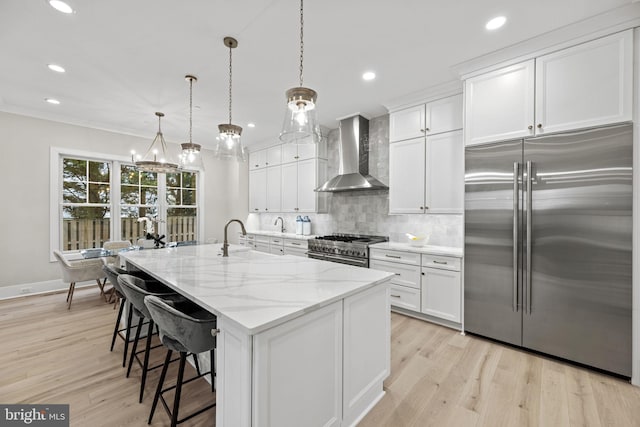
[528,125,533,130]
[537,123,542,129]
[425,127,430,132]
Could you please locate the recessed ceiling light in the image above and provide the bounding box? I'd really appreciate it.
[48,1,74,14]
[486,16,506,30]
[45,98,60,105]
[362,71,376,81]
[247,123,256,128]
[47,64,66,73]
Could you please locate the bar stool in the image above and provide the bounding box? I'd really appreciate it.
[103,265,158,367]
[144,295,217,427]
[117,274,184,403]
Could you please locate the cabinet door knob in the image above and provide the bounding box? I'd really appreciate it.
[421,272,425,276]
[420,129,425,133]
[537,123,542,129]
[528,125,533,130]
[254,208,259,211]
[419,206,424,210]
[255,164,259,168]
[265,208,268,211]
[425,127,430,132]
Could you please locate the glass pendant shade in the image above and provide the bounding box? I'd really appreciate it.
[214,123,245,161]
[280,86,321,144]
[134,112,180,173]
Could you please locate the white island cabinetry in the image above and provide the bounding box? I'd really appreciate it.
[121,246,392,427]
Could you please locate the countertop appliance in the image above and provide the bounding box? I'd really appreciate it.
[464,123,632,377]
[307,234,388,267]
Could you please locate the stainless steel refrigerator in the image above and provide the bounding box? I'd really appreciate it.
[464,123,632,377]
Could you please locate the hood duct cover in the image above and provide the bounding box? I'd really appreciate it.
[315,115,389,192]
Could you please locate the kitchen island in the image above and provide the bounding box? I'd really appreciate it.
[120,244,394,427]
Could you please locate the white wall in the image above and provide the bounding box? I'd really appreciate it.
[0,111,248,290]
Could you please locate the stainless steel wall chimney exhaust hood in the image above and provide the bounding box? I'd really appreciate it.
[315,115,388,192]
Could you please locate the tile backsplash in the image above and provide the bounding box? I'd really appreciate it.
[247,114,463,248]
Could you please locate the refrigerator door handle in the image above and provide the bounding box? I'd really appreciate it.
[513,162,519,312]
[525,160,533,314]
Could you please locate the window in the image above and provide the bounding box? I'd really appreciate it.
[61,158,111,250]
[120,165,159,241]
[51,148,203,255]
[166,171,198,243]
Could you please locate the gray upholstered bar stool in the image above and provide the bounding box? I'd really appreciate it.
[117,274,184,403]
[144,295,218,427]
[103,265,159,367]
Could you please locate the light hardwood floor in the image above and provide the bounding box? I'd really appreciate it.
[1,287,639,426]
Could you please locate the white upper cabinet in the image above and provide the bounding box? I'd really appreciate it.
[389,105,425,142]
[425,94,463,136]
[464,30,633,145]
[390,94,463,143]
[389,137,425,214]
[279,158,327,213]
[281,140,327,163]
[534,30,632,135]
[280,162,298,212]
[425,130,464,213]
[249,148,268,170]
[281,144,299,163]
[465,60,535,146]
[266,145,282,167]
[266,166,282,212]
[249,168,267,212]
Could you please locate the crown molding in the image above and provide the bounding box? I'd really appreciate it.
[452,3,640,80]
[383,80,463,113]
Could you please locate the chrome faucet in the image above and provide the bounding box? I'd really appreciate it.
[222,219,247,257]
[274,216,285,233]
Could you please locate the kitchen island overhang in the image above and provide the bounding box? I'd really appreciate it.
[121,244,394,427]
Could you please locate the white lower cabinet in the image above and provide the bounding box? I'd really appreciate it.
[370,248,462,327]
[247,284,389,427]
[269,237,284,255]
[421,255,461,323]
[283,238,308,257]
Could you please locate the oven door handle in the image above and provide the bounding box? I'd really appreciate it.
[308,251,368,267]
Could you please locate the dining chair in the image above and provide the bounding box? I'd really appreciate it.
[52,250,107,309]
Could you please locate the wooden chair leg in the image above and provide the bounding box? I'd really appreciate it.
[67,282,76,310]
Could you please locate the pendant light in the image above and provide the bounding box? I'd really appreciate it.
[279,0,320,145]
[214,37,245,161]
[133,112,180,173]
[179,75,204,169]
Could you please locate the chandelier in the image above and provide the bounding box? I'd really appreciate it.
[133,112,180,173]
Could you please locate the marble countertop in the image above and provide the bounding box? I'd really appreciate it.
[369,241,463,258]
[244,230,317,240]
[121,244,393,335]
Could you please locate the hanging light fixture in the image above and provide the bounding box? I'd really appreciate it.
[133,112,180,173]
[179,74,204,169]
[214,36,245,161]
[279,0,320,145]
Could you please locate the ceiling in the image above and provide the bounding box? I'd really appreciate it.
[0,0,632,149]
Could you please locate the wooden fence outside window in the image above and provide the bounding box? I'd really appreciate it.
[63,216,196,250]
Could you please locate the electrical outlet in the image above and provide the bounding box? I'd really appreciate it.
[20,287,32,294]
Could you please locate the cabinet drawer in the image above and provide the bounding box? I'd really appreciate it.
[421,255,460,271]
[283,247,308,257]
[370,259,420,289]
[255,235,270,244]
[255,242,270,253]
[269,246,284,256]
[270,237,284,246]
[284,239,308,249]
[246,234,255,241]
[389,285,420,312]
[370,248,420,266]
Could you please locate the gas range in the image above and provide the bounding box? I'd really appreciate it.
[307,234,388,267]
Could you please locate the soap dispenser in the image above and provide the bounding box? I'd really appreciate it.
[295,216,303,235]
[302,216,311,236]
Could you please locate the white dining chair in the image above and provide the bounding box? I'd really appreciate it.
[52,250,108,309]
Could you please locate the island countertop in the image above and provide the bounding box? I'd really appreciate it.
[120,244,394,335]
